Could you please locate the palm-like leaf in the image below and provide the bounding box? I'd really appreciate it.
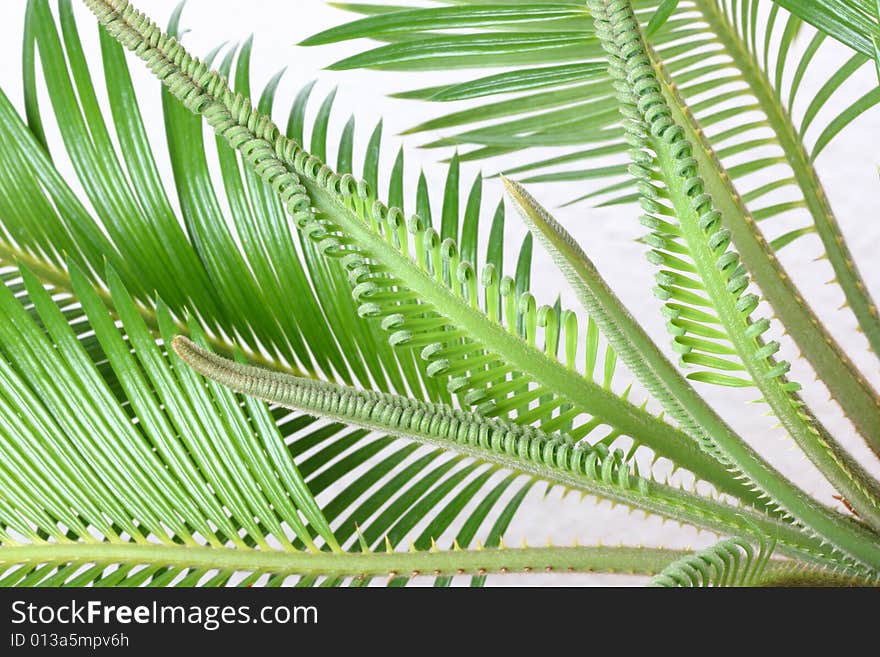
[0,239,869,585]
[171,334,848,567]
[20,0,766,496]
[0,261,337,585]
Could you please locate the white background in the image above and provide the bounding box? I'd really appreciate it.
[1,1,879,585]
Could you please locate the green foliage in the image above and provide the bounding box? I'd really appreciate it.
[0,0,878,586]
[589,0,880,552]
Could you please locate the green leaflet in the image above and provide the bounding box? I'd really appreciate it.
[328,32,604,71]
[644,0,679,36]
[642,3,880,366]
[301,5,591,46]
[771,0,880,57]
[874,31,880,82]
[416,63,607,102]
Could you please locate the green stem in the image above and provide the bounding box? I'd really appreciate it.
[0,542,738,580]
[2,542,872,585]
[675,1,880,457]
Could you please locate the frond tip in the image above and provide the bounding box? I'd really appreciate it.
[649,537,775,587]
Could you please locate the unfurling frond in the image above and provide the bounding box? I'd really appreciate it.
[649,529,880,585]
[4,0,556,582]
[169,336,854,572]
[302,0,880,459]
[0,0,876,589]
[76,0,880,576]
[649,537,775,587]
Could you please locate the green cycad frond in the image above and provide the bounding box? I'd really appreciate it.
[169,335,863,571]
[3,0,543,575]
[645,0,880,358]
[2,0,765,586]
[0,261,336,560]
[1,256,701,587]
[302,4,593,47]
[2,260,752,586]
[586,0,880,566]
[0,0,876,587]
[0,260,855,584]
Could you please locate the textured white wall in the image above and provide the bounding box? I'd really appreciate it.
[1,1,878,586]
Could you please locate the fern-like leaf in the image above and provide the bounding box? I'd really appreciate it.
[301,0,880,454]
